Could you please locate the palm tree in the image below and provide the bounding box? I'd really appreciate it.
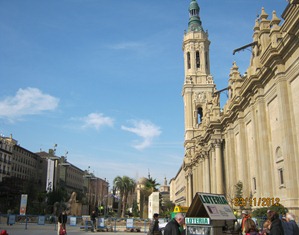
[113,176,136,218]
[140,176,160,218]
[145,176,160,193]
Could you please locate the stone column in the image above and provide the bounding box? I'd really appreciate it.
[255,95,273,196]
[193,162,199,193]
[210,147,216,193]
[204,153,210,193]
[276,72,298,201]
[199,157,204,192]
[187,169,193,205]
[215,140,224,194]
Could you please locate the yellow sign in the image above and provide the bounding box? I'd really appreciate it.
[173,205,189,213]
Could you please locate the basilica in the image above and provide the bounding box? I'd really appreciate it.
[170,0,299,218]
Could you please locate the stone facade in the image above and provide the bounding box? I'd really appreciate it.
[148,192,160,219]
[0,136,108,215]
[170,165,186,206]
[172,1,299,217]
[0,136,15,182]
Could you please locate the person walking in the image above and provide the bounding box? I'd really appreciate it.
[243,218,259,235]
[164,213,185,235]
[285,213,299,235]
[148,213,161,235]
[90,210,97,232]
[240,210,251,235]
[260,219,271,235]
[268,211,284,235]
[57,210,67,235]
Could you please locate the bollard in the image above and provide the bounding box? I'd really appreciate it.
[85,220,88,232]
[25,215,28,230]
[144,220,146,233]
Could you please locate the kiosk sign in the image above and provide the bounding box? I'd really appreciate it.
[185,217,210,225]
[199,193,236,220]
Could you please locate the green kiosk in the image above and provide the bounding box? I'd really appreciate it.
[185,192,238,235]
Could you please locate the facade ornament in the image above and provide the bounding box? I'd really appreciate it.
[196,92,206,103]
[212,92,220,106]
[206,75,214,84]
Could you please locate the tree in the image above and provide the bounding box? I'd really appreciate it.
[132,199,139,217]
[145,177,160,193]
[160,198,175,218]
[234,181,244,209]
[252,204,288,218]
[46,188,68,215]
[0,177,24,213]
[140,176,160,218]
[113,176,136,217]
[234,181,243,199]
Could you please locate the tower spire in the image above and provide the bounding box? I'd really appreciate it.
[188,0,203,32]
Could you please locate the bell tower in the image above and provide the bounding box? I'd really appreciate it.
[182,0,216,144]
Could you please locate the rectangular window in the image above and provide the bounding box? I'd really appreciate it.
[278,168,284,185]
[205,51,208,69]
[253,177,256,191]
[196,51,200,68]
[187,52,191,69]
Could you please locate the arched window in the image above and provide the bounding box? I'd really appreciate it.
[276,147,283,161]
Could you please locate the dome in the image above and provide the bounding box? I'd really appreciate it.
[189,0,199,11]
[137,177,147,185]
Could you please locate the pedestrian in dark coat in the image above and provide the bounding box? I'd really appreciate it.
[90,210,97,232]
[57,210,68,235]
[268,211,284,235]
[285,213,299,235]
[148,213,161,235]
[164,213,184,235]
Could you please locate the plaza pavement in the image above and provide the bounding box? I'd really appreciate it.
[0,223,147,235]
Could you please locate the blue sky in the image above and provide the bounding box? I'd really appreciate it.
[0,0,287,187]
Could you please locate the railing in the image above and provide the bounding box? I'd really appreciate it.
[0,214,155,232]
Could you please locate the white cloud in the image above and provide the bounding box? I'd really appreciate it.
[81,112,114,130]
[0,87,59,121]
[121,120,161,150]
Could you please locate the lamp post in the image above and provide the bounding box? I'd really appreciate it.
[90,177,98,213]
[83,173,92,214]
[104,180,110,216]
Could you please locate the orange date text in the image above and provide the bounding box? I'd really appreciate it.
[232,197,280,207]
